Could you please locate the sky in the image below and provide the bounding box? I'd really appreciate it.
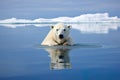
[0,0,120,19]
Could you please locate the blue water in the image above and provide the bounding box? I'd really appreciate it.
[0,23,120,80]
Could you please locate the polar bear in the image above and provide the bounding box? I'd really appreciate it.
[41,23,73,46]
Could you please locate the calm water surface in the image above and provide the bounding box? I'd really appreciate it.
[0,23,120,80]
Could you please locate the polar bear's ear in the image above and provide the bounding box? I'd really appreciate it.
[51,26,54,29]
[67,25,72,29]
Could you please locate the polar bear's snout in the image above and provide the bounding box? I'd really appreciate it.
[59,34,64,39]
[59,55,64,59]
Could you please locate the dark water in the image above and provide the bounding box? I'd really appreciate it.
[0,23,120,80]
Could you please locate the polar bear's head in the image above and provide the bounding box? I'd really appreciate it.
[51,23,71,40]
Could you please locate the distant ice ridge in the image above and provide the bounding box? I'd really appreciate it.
[0,13,120,34]
[0,13,120,23]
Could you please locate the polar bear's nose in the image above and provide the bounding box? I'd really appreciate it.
[59,55,64,59]
[59,34,64,39]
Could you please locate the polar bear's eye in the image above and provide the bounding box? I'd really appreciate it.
[56,29,59,31]
[63,29,66,31]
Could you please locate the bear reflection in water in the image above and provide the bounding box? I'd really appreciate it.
[44,48,71,70]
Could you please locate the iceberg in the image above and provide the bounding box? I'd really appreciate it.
[0,18,33,23]
[0,13,120,34]
[0,13,120,23]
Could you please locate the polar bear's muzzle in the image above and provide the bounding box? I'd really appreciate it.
[59,34,64,39]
